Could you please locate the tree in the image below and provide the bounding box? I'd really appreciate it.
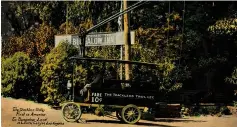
[1,52,40,100]
[40,42,79,105]
[3,1,66,35]
[211,18,237,94]
[2,23,56,58]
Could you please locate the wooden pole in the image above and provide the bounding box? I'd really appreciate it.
[119,0,123,80]
[66,3,69,34]
[123,0,131,81]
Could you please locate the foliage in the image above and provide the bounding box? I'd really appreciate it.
[2,1,237,103]
[40,42,78,105]
[209,18,237,95]
[1,52,40,100]
[73,65,88,88]
[226,67,237,85]
[181,105,231,117]
[2,23,56,58]
[132,25,190,92]
[208,18,237,36]
[58,21,79,35]
[3,1,66,35]
[67,1,93,26]
[225,67,237,96]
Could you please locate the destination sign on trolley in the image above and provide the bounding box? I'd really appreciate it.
[55,31,135,47]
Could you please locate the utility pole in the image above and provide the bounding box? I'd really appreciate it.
[118,0,123,80]
[66,3,69,34]
[123,0,131,81]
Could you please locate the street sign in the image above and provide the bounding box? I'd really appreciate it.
[55,31,135,47]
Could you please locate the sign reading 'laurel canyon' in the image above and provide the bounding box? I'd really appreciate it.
[55,31,135,47]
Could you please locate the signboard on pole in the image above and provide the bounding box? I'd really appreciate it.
[55,31,135,47]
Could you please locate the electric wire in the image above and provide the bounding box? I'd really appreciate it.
[86,0,149,34]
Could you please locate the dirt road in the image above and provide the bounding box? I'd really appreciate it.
[1,97,237,127]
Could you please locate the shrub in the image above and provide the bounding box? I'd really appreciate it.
[40,41,86,105]
[220,106,231,115]
[1,52,40,100]
[181,105,232,117]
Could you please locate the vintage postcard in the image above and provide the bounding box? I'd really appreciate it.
[1,0,237,127]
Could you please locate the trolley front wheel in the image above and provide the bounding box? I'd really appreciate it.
[62,102,82,122]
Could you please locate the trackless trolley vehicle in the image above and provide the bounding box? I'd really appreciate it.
[61,56,159,124]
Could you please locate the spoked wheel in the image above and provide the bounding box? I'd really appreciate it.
[62,102,82,122]
[116,110,122,121]
[121,104,141,124]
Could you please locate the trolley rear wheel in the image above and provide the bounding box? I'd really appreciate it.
[121,104,141,124]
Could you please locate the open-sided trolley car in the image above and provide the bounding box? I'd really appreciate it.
[61,56,159,124]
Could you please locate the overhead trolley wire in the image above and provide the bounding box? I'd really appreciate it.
[85,0,149,35]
